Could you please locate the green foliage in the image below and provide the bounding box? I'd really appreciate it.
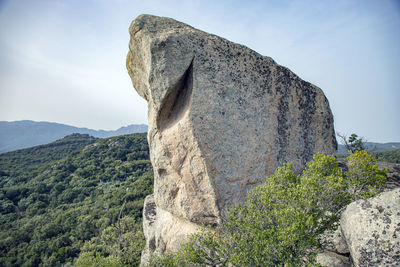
[0,133,97,179]
[152,153,386,266]
[346,150,386,200]
[75,252,123,267]
[372,148,400,163]
[347,133,365,153]
[0,133,152,266]
[337,133,366,155]
[77,217,144,266]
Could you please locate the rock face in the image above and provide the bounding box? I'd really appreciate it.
[140,194,199,265]
[317,187,400,267]
[316,251,351,267]
[126,14,337,261]
[320,225,350,255]
[340,188,400,266]
[378,161,400,190]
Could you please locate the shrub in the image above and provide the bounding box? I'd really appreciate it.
[151,152,386,266]
[346,150,386,200]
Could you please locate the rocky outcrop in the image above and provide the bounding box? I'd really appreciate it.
[140,194,199,265]
[126,14,337,262]
[320,225,350,255]
[316,251,351,267]
[317,188,400,267]
[341,188,400,266]
[378,161,400,190]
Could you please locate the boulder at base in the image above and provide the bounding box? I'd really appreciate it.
[126,14,337,262]
[341,188,400,266]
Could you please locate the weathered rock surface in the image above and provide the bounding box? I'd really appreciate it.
[378,161,400,190]
[140,194,199,265]
[320,224,350,255]
[126,14,337,261]
[341,188,400,266]
[316,251,351,267]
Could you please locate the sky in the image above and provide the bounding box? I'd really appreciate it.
[0,0,399,142]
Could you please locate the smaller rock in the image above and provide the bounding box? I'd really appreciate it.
[320,224,349,255]
[377,161,400,190]
[316,251,351,267]
[140,194,199,266]
[341,188,400,267]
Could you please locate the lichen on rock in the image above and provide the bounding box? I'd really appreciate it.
[340,188,400,267]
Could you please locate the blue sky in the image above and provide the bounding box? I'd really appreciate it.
[0,0,399,142]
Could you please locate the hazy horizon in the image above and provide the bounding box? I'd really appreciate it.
[0,0,399,142]
[0,119,147,131]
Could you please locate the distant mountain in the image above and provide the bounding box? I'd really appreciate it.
[0,133,98,171]
[0,120,148,153]
[337,142,400,155]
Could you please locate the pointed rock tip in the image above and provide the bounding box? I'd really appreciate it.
[129,14,192,35]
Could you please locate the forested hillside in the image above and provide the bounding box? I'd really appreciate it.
[373,148,400,163]
[0,133,152,266]
[0,133,98,172]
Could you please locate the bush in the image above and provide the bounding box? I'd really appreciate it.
[151,152,386,266]
[346,150,386,200]
[76,217,145,267]
[0,199,14,214]
[75,252,122,267]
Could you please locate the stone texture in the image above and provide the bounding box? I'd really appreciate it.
[378,161,400,190]
[127,14,337,261]
[340,188,400,266]
[320,224,350,255]
[140,194,199,265]
[316,251,351,267]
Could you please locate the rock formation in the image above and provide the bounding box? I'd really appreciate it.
[126,14,337,263]
[341,188,400,266]
[317,185,400,266]
[316,251,351,267]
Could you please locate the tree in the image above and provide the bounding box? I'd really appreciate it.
[151,152,386,266]
[337,133,366,153]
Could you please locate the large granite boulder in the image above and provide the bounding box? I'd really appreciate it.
[341,188,400,266]
[126,14,337,260]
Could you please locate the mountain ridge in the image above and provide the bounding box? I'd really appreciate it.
[0,120,148,153]
[337,142,400,155]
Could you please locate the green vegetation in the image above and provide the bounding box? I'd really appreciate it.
[0,133,152,266]
[336,132,400,163]
[76,216,144,267]
[1,130,393,266]
[372,149,400,163]
[337,133,366,154]
[337,132,400,156]
[337,132,365,157]
[0,133,97,178]
[152,151,386,266]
